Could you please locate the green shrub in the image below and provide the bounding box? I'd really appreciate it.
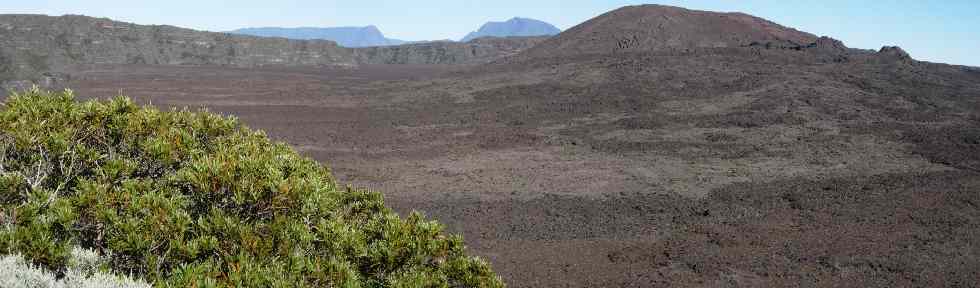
[0,87,503,287]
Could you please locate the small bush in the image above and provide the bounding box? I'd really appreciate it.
[0,87,502,287]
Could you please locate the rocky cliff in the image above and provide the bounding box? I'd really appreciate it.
[0,14,552,90]
[0,14,356,87]
[229,26,406,47]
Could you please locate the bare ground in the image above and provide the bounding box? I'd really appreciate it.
[61,54,980,287]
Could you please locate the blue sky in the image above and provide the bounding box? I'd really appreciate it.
[3,0,978,66]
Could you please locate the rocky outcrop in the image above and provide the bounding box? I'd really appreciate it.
[743,36,853,63]
[877,46,912,63]
[354,36,549,65]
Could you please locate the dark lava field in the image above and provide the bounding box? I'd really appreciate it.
[8,4,980,287]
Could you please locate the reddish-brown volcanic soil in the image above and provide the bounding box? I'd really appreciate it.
[519,4,817,59]
[61,54,980,286]
[44,5,980,287]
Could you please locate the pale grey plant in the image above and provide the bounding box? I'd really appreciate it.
[67,246,105,275]
[0,248,151,288]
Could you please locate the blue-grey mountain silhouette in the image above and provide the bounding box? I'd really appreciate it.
[461,17,560,42]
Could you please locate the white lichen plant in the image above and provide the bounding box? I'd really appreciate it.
[0,246,150,288]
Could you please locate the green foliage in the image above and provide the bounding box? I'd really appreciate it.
[0,87,503,287]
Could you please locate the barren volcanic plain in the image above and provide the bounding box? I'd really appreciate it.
[9,4,980,287]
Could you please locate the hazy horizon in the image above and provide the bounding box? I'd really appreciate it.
[3,0,978,66]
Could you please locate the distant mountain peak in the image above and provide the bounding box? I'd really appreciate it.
[461,17,560,42]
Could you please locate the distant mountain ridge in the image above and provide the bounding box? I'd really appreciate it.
[0,14,552,90]
[461,17,560,42]
[229,26,406,47]
[0,14,355,86]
